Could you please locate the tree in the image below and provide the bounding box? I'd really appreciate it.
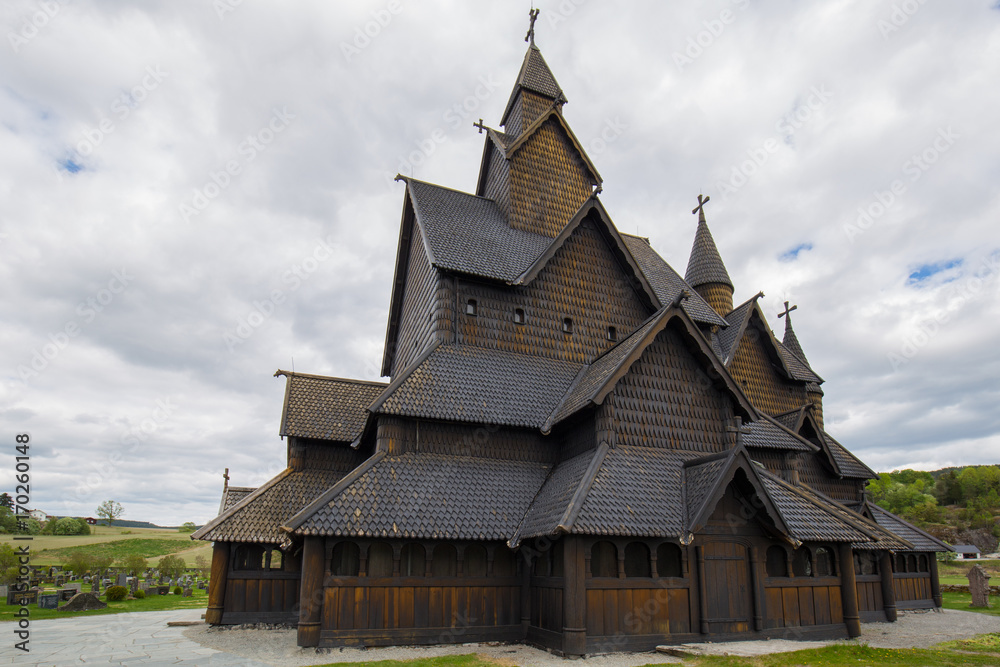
[158,554,186,579]
[178,522,197,533]
[64,550,93,576]
[0,544,17,585]
[53,517,88,535]
[96,500,124,526]
[0,493,12,509]
[119,554,148,575]
[194,554,210,577]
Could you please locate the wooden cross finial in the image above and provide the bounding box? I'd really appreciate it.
[525,8,540,45]
[692,194,710,223]
[473,118,486,134]
[778,301,798,319]
[223,467,230,491]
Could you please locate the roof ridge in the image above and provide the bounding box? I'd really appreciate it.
[396,174,499,202]
[274,369,388,387]
[281,450,388,534]
[756,414,821,452]
[192,468,294,541]
[557,442,610,534]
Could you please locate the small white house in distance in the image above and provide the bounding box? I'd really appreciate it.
[27,509,46,521]
[953,544,981,559]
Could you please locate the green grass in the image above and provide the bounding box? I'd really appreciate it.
[0,525,213,566]
[941,590,1000,616]
[317,657,507,667]
[0,587,208,622]
[683,643,1000,666]
[36,538,198,562]
[938,632,1000,654]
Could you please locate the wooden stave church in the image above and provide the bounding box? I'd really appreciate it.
[193,27,950,656]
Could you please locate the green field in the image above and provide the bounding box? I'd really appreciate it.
[0,525,212,566]
[0,586,208,622]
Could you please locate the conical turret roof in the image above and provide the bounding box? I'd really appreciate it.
[500,45,565,129]
[684,214,733,289]
[782,311,810,366]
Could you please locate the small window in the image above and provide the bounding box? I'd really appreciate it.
[591,541,617,577]
[906,554,917,573]
[815,547,834,576]
[792,547,812,577]
[918,554,929,573]
[607,326,617,341]
[331,542,360,576]
[766,545,787,577]
[432,543,457,577]
[492,547,516,576]
[466,299,477,316]
[624,542,651,578]
[657,543,683,578]
[550,540,565,577]
[514,308,525,324]
[562,317,574,334]
[896,554,907,573]
[464,545,488,577]
[367,543,393,577]
[400,543,426,576]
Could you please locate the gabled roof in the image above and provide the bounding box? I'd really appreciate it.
[718,294,760,363]
[820,430,877,480]
[193,468,355,544]
[219,486,255,514]
[403,177,552,282]
[544,306,760,431]
[500,45,565,128]
[719,295,822,383]
[742,414,821,452]
[685,216,732,289]
[369,343,584,429]
[274,371,387,442]
[952,544,980,554]
[866,502,952,552]
[285,452,551,541]
[620,233,727,327]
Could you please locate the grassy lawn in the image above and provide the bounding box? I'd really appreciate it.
[0,525,212,566]
[317,658,508,667]
[941,590,1000,616]
[683,643,1000,666]
[0,586,208,622]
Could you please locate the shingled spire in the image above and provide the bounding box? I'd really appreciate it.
[500,11,566,137]
[685,195,734,317]
[778,302,809,365]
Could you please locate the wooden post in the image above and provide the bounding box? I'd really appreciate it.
[562,537,587,657]
[520,551,531,633]
[297,536,325,647]
[879,551,897,622]
[205,542,229,625]
[696,546,709,634]
[930,553,942,607]
[838,544,862,638]
[749,546,764,631]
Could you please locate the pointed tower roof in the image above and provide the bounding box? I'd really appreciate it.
[684,195,733,289]
[779,301,810,365]
[500,17,566,133]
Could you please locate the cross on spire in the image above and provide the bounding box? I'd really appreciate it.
[525,8,540,45]
[473,118,486,134]
[692,194,710,223]
[223,467,230,491]
[778,301,798,320]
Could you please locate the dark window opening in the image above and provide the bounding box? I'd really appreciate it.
[657,543,683,577]
[792,547,812,577]
[562,317,574,334]
[906,554,917,573]
[918,554,929,573]
[400,543,426,576]
[464,545,488,577]
[367,543,393,577]
[533,549,550,576]
[331,542,360,576]
[432,543,457,577]
[550,540,565,577]
[766,545,787,577]
[514,308,525,324]
[466,299,477,316]
[624,542,651,577]
[492,547,516,576]
[607,326,617,341]
[591,540,617,577]
[896,554,907,573]
[815,547,834,576]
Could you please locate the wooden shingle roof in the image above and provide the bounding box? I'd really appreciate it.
[275,371,386,442]
[500,45,565,128]
[685,217,733,289]
[867,502,952,552]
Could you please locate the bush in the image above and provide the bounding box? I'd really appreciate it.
[63,550,93,577]
[173,586,182,595]
[106,585,128,601]
[134,589,146,599]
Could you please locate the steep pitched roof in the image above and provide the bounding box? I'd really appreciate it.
[743,414,821,452]
[193,468,354,544]
[219,486,255,514]
[501,45,565,128]
[620,233,727,327]
[404,177,552,282]
[370,344,584,429]
[866,502,952,552]
[285,452,550,541]
[781,310,811,366]
[718,295,822,383]
[544,306,760,430]
[821,430,877,479]
[275,371,386,442]
[685,217,732,289]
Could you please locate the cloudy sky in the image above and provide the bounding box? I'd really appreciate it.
[2,0,998,526]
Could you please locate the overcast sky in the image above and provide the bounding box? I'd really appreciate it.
[2,1,998,526]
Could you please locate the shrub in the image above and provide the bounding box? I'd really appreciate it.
[133,589,146,599]
[173,586,182,595]
[63,550,93,577]
[106,585,128,601]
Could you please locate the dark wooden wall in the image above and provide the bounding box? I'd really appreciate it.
[222,543,301,624]
[728,325,807,416]
[374,416,556,462]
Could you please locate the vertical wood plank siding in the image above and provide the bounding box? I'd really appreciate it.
[609,326,733,453]
[457,219,649,365]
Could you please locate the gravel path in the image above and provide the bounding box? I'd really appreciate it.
[183,608,1000,665]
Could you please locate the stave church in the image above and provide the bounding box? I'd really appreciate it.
[193,14,949,655]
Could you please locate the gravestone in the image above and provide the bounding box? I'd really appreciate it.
[65,582,82,594]
[38,593,59,610]
[182,587,192,598]
[91,580,100,594]
[58,592,107,612]
[968,564,991,608]
[8,588,38,606]
[0,585,7,599]
[197,581,206,590]
[57,588,76,602]
[116,573,127,586]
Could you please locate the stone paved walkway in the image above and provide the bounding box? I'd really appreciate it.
[0,609,268,667]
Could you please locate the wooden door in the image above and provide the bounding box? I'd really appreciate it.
[701,542,752,634]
